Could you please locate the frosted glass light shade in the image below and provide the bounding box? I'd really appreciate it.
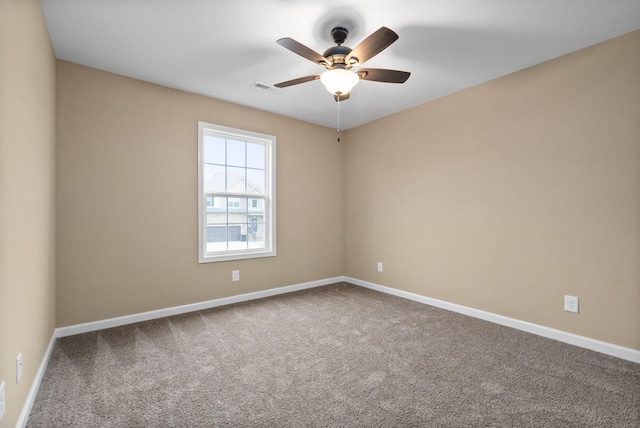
[320,69,359,95]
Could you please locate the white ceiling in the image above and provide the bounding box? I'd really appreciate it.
[40,0,640,130]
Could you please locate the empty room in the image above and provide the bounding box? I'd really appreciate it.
[1,0,639,427]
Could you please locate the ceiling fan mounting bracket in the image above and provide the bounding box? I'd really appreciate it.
[331,27,349,45]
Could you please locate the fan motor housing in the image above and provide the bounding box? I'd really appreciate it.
[323,45,353,68]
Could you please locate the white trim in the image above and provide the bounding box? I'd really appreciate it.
[21,278,340,426]
[16,330,57,428]
[56,275,640,362]
[346,276,640,364]
[56,277,342,338]
[21,275,639,427]
[197,121,276,264]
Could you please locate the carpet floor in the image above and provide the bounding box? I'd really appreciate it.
[27,282,640,427]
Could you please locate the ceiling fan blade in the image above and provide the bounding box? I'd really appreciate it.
[345,27,399,65]
[276,38,330,66]
[334,93,350,102]
[274,74,321,88]
[357,68,410,84]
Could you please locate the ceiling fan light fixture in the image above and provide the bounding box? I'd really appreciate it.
[320,69,359,95]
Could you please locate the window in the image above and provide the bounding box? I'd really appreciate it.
[198,121,276,263]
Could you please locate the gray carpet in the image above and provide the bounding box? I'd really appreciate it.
[27,282,640,427]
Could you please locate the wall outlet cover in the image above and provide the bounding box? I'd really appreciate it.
[0,381,5,421]
[16,353,23,383]
[564,295,579,313]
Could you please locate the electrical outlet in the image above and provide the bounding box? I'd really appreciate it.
[564,295,579,313]
[232,270,240,282]
[16,353,23,383]
[0,381,6,421]
[377,262,383,272]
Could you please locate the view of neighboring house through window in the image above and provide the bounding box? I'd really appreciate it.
[198,121,276,263]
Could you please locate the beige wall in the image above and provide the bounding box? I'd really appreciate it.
[344,30,640,350]
[1,9,637,426]
[0,1,635,423]
[56,61,344,326]
[0,1,57,426]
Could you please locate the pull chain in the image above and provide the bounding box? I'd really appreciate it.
[336,96,341,142]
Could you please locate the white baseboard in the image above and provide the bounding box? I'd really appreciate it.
[21,275,639,427]
[53,275,640,362]
[56,276,343,338]
[346,276,640,364]
[16,330,57,428]
[20,277,342,426]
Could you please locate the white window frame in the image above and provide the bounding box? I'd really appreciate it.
[198,121,276,263]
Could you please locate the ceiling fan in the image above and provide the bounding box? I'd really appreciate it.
[274,26,410,101]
